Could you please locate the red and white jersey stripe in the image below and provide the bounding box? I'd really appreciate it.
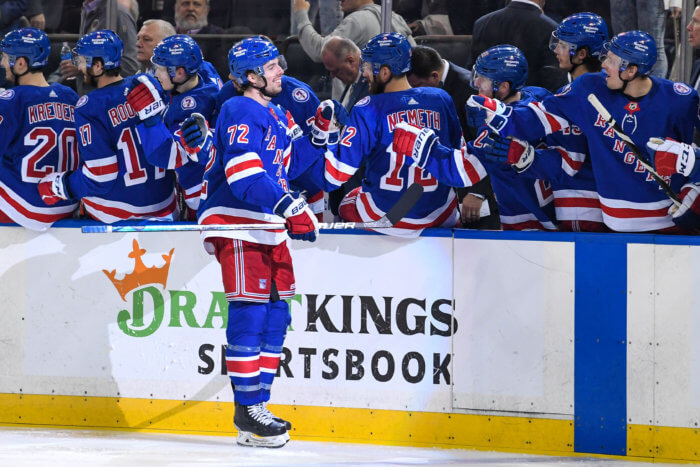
[598,195,675,232]
[553,189,603,223]
[81,155,119,183]
[198,206,287,245]
[0,180,76,231]
[82,190,177,224]
[527,101,570,135]
[500,212,558,231]
[225,152,264,184]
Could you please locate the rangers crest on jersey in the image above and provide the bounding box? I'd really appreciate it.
[355,96,371,107]
[76,95,89,107]
[0,89,15,100]
[673,82,692,95]
[292,87,309,103]
[181,96,197,110]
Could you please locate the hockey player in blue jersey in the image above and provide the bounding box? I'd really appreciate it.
[126,35,218,218]
[302,32,487,237]
[466,30,699,233]
[469,13,610,232]
[212,38,329,220]
[38,30,178,223]
[0,28,80,231]
[193,37,324,448]
[395,45,558,231]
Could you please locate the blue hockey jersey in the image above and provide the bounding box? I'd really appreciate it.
[301,86,487,236]
[501,72,699,232]
[137,74,219,210]
[0,84,79,231]
[198,95,323,245]
[470,87,557,231]
[66,75,177,223]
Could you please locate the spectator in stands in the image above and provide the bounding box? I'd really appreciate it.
[136,19,175,73]
[688,4,700,90]
[407,45,500,229]
[321,36,368,110]
[293,0,415,104]
[0,0,28,36]
[26,0,48,30]
[172,0,227,80]
[471,0,567,93]
[610,0,681,78]
[293,0,415,63]
[396,0,453,36]
[292,0,342,35]
[59,0,139,87]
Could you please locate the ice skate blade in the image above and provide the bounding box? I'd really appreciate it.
[236,430,290,448]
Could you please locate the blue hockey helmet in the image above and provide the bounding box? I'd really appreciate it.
[75,29,123,70]
[550,12,609,57]
[151,34,203,77]
[0,27,51,68]
[472,45,528,93]
[602,30,657,75]
[361,32,412,75]
[228,37,280,85]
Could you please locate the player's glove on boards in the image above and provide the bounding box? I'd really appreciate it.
[392,122,437,168]
[274,192,319,242]
[38,171,72,205]
[127,75,165,126]
[671,183,700,230]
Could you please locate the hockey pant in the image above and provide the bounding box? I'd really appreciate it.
[225,299,291,406]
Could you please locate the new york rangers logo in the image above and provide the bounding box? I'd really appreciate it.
[673,82,692,95]
[355,96,370,107]
[76,95,89,107]
[621,101,639,135]
[181,96,196,110]
[292,87,309,102]
[0,89,14,100]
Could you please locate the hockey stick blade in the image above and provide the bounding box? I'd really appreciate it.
[81,184,424,234]
[586,93,682,207]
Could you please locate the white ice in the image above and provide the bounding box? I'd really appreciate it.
[0,427,676,467]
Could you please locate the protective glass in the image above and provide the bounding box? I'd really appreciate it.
[71,49,87,68]
[549,32,575,55]
[277,55,288,71]
[470,67,493,93]
[600,51,623,70]
[361,60,376,76]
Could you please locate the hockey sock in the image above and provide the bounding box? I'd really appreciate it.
[259,300,291,402]
[225,301,267,406]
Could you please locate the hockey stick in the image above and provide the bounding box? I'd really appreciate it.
[81,183,425,234]
[586,93,682,208]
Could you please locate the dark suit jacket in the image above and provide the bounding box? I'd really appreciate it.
[690,58,700,90]
[471,1,567,93]
[196,23,229,84]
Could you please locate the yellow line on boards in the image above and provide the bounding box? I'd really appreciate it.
[2,393,697,463]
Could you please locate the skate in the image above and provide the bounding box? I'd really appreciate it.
[234,402,289,448]
[263,401,292,430]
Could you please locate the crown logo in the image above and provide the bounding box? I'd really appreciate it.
[103,239,174,301]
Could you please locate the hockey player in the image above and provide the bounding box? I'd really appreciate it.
[476,13,610,232]
[302,32,487,237]
[194,37,322,448]
[212,39,329,219]
[126,34,218,218]
[395,45,558,231]
[0,28,80,231]
[466,30,699,233]
[38,30,178,223]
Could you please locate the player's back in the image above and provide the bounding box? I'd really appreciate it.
[69,75,177,223]
[0,84,79,231]
[346,86,463,229]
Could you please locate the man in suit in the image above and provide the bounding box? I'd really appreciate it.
[321,36,369,111]
[471,0,567,92]
[407,46,500,230]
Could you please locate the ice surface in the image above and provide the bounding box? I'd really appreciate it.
[0,427,676,467]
